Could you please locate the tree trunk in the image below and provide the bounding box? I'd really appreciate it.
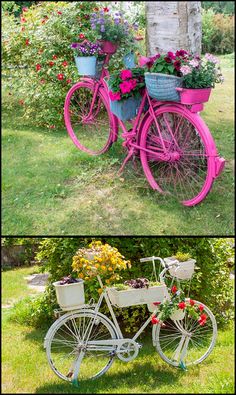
[146,1,202,56]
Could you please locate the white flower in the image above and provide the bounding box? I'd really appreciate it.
[180,65,191,75]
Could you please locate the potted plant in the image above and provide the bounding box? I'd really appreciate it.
[107,277,169,308]
[151,285,208,325]
[105,67,145,121]
[164,252,196,280]
[53,275,85,311]
[144,50,189,102]
[90,8,136,54]
[176,53,224,104]
[71,41,101,76]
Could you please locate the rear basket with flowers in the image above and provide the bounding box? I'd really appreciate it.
[144,50,224,104]
[105,67,145,121]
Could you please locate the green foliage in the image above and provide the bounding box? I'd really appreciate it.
[202,9,235,54]
[174,252,192,262]
[202,1,235,15]
[11,237,234,333]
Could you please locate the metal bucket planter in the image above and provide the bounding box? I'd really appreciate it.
[110,95,142,121]
[145,72,183,102]
[107,284,168,308]
[74,56,97,76]
[53,280,85,311]
[98,40,118,54]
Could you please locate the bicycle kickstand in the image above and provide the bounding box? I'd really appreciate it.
[118,147,135,176]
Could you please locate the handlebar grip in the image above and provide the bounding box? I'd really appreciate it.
[140,257,156,262]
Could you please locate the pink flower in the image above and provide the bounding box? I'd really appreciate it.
[120,79,137,94]
[167,51,176,60]
[189,59,199,68]
[109,91,121,101]
[40,79,46,84]
[205,53,219,64]
[180,65,191,75]
[120,69,133,80]
[22,7,28,12]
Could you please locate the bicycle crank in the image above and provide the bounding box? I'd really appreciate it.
[116,339,140,362]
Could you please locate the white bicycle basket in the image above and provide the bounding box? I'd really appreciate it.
[164,257,196,280]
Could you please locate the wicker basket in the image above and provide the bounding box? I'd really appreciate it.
[145,72,183,102]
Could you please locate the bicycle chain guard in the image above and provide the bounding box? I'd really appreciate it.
[116,339,140,362]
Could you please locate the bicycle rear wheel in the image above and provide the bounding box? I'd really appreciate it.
[64,81,116,155]
[153,300,217,367]
[45,310,118,383]
[140,105,217,206]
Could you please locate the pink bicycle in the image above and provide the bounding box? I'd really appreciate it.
[64,50,225,207]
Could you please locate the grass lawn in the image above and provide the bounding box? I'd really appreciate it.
[2,55,234,235]
[1,265,235,394]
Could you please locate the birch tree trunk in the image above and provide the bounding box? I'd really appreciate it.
[146,1,202,56]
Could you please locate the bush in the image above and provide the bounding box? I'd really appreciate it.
[202,9,235,53]
[2,1,139,129]
[11,237,234,334]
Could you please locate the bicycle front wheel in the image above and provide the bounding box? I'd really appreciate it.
[64,81,116,155]
[140,105,217,206]
[45,310,119,382]
[153,300,217,367]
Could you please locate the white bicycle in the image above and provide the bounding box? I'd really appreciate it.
[44,257,217,385]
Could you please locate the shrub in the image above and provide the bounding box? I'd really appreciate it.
[202,9,235,54]
[10,237,234,334]
[2,2,138,129]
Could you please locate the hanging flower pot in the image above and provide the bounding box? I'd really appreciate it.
[170,308,186,321]
[53,278,85,311]
[74,56,97,76]
[176,87,212,104]
[98,40,118,54]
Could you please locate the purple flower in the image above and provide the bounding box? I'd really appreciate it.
[114,18,120,25]
[100,25,105,32]
[91,24,96,30]
[71,43,78,49]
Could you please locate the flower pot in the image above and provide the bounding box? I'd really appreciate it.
[123,52,136,69]
[110,95,142,121]
[176,87,212,104]
[170,308,186,321]
[74,56,97,76]
[145,72,183,102]
[98,40,118,54]
[53,280,85,311]
[107,284,168,308]
[164,257,196,280]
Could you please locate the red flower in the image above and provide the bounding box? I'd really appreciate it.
[21,17,27,23]
[178,302,186,310]
[36,64,41,71]
[151,316,159,325]
[153,302,161,306]
[198,313,207,326]
[176,49,188,57]
[199,304,204,312]
[174,60,181,71]
[171,285,178,294]
[22,7,28,12]
[62,61,68,67]
[84,14,89,19]
[25,39,30,46]
[40,79,46,84]
[104,7,109,12]
[49,61,55,67]
[49,125,55,129]
[66,79,72,84]
[167,51,176,60]
[120,69,133,80]
[79,33,85,39]
[19,100,24,106]
[52,55,58,60]
[94,7,99,11]
[57,11,62,15]
[41,19,46,24]
[190,299,195,306]
[57,74,64,80]
[21,27,25,32]
[164,56,172,63]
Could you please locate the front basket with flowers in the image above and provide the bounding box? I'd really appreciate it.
[106,67,145,121]
[144,50,224,104]
[71,41,101,77]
